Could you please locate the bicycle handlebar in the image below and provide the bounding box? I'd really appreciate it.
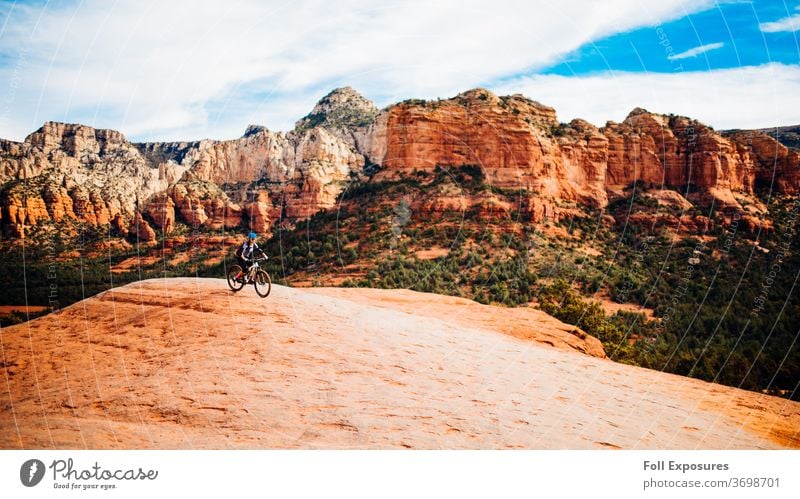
[243,253,268,263]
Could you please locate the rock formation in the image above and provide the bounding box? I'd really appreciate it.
[1,88,798,241]
[245,192,272,234]
[756,124,800,150]
[724,130,800,196]
[0,102,365,239]
[604,110,758,210]
[2,277,798,449]
[0,122,184,239]
[128,212,156,244]
[295,86,378,132]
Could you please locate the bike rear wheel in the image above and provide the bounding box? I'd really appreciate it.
[227,265,245,291]
[254,269,272,298]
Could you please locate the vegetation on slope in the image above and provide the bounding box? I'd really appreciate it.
[1,166,797,400]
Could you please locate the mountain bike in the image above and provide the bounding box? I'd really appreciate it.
[227,256,272,297]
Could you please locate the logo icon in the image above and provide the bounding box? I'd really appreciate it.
[20,459,45,487]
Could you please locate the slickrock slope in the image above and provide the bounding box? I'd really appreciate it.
[1,278,797,449]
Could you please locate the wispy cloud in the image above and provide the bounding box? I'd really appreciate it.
[759,7,800,33]
[492,63,800,130]
[0,0,716,142]
[667,42,724,60]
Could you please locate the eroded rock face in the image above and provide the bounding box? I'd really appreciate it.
[144,193,175,235]
[128,212,156,244]
[295,86,378,132]
[1,89,798,241]
[170,180,243,232]
[0,122,186,238]
[368,92,797,226]
[245,192,272,234]
[724,130,800,195]
[375,89,609,208]
[0,113,365,238]
[42,184,75,222]
[603,110,762,210]
[369,92,796,216]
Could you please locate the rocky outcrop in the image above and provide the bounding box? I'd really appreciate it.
[620,212,715,234]
[245,192,272,234]
[604,110,759,209]
[367,91,797,229]
[282,127,364,218]
[641,189,694,210]
[42,184,76,222]
[375,89,608,207]
[112,213,128,237]
[128,212,156,244]
[4,277,799,449]
[140,181,250,235]
[295,86,378,132]
[724,130,800,195]
[521,195,562,223]
[170,180,244,231]
[1,89,798,241]
[0,122,186,238]
[756,124,800,151]
[0,185,49,237]
[372,92,797,215]
[144,193,175,235]
[0,110,366,238]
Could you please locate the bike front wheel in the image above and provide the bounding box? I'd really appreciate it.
[227,265,245,291]
[254,269,272,298]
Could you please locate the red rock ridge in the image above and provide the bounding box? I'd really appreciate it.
[378,89,608,209]
[1,89,798,241]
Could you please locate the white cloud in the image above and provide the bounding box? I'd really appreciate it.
[0,0,715,142]
[667,42,724,60]
[759,7,800,33]
[492,63,800,130]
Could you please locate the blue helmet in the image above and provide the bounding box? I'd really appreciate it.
[247,232,257,240]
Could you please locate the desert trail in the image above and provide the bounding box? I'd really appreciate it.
[1,278,797,449]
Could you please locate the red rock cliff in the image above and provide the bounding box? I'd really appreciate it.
[377,89,608,208]
[1,88,799,240]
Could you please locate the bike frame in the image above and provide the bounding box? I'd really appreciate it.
[247,261,260,279]
[245,257,267,281]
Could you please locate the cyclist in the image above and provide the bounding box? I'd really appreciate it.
[233,232,265,282]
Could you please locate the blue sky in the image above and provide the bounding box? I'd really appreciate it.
[542,1,799,74]
[0,0,798,142]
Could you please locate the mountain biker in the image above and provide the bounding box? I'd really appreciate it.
[233,232,265,282]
